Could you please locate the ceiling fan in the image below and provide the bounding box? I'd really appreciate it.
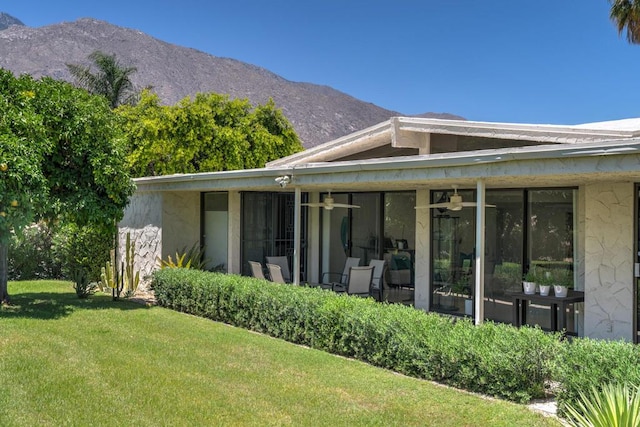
[415,185,495,211]
[301,191,360,210]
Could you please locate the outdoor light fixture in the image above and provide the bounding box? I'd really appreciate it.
[275,175,291,188]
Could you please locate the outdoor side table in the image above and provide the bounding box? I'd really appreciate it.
[511,290,584,334]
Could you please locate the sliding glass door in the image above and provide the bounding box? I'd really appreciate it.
[319,191,416,299]
[240,192,307,278]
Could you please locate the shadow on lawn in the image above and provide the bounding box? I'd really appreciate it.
[0,291,150,320]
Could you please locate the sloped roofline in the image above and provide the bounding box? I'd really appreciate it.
[266,116,640,167]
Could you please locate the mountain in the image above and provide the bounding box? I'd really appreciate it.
[0,15,463,148]
[0,13,24,30]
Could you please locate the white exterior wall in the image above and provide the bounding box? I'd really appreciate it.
[584,182,635,340]
[162,192,200,260]
[118,191,163,290]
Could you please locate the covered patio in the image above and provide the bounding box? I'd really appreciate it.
[119,116,640,341]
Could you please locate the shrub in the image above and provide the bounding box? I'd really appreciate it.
[151,268,558,403]
[71,268,97,299]
[52,223,112,283]
[8,222,62,280]
[564,382,640,427]
[554,337,640,416]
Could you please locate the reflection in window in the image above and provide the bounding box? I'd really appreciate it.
[203,192,229,272]
[384,192,416,290]
[430,187,577,327]
[431,189,475,316]
[484,190,524,323]
[241,192,308,278]
[319,191,416,300]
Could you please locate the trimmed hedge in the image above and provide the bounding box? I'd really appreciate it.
[554,337,640,416]
[152,268,560,403]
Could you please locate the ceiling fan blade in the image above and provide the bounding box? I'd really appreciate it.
[415,202,496,210]
[331,203,360,209]
[459,202,497,208]
[301,203,325,208]
[414,202,452,210]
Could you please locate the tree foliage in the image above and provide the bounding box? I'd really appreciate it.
[610,0,640,44]
[66,50,139,108]
[0,68,135,302]
[117,91,303,177]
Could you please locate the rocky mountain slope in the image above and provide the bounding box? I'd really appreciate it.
[0,14,462,148]
[0,12,23,30]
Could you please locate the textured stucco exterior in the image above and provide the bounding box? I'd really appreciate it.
[162,191,200,260]
[118,191,162,290]
[584,182,635,340]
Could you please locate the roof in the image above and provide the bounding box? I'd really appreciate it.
[266,116,640,168]
[133,116,640,193]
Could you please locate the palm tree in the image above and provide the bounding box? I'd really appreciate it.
[67,50,139,108]
[610,0,640,44]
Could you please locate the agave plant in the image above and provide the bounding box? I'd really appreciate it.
[565,382,640,427]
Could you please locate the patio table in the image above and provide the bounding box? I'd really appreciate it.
[511,290,584,335]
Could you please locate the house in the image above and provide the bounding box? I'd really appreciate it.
[119,116,640,341]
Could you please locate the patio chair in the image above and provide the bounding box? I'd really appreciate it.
[383,251,413,289]
[322,257,360,286]
[369,259,387,301]
[265,256,291,283]
[266,263,286,284]
[248,261,266,280]
[332,265,374,297]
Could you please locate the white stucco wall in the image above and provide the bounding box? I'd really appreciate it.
[118,191,163,290]
[162,192,200,260]
[584,182,635,340]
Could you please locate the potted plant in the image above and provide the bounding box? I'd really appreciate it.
[522,267,537,295]
[537,270,553,296]
[452,276,473,315]
[553,269,573,298]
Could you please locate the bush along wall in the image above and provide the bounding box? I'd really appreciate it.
[152,268,560,403]
[554,337,640,417]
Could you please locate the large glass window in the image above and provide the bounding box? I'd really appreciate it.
[525,189,577,332]
[203,192,228,272]
[351,193,381,265]
[430,187,577,327]
[241,192,307,278]
[484,190,524,323]
[431,189,475,316]
[320,191,416,301]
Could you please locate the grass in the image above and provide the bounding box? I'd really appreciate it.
[0,281,561,426]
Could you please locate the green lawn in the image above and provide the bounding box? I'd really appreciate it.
[0,281,561,426]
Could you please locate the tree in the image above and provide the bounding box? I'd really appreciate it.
[610,0,640,44]
[117,91,303,177]
[0,69,135,303]
[66,50,139,108]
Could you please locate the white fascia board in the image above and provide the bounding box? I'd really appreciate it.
[266,120,392,167]
[394,117,638,143]
[288,138,640,175]
[133,167,294,192]
[133,138,640,192]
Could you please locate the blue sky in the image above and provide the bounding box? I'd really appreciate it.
[4,1,640,125]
